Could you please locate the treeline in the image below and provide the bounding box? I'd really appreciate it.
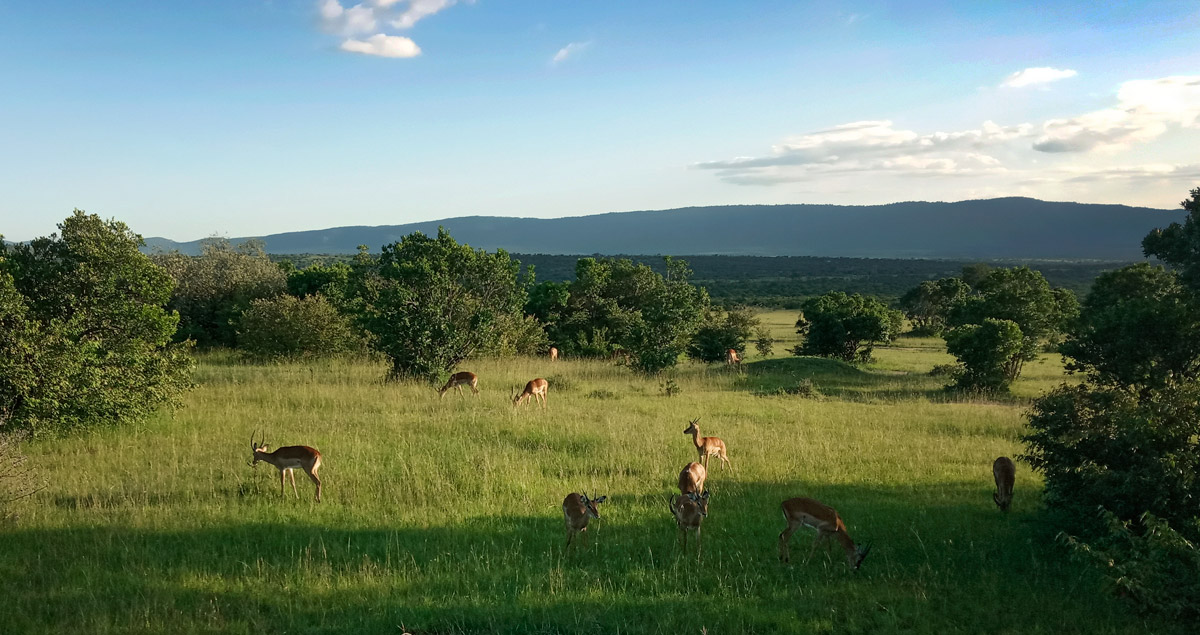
[274,252,1122,308]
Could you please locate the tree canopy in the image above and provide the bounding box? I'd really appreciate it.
[792,292,903,362]
[0,211,192,434]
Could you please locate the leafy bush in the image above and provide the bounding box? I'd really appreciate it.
[791,292,903,363]
[152,238,287,348]
[237,295,366,359]
[1,212,193,435]
[686,306,759,363]
[348,229,526,381]
[1062,510,1200,621]
[944,318,1024,392]
[928,363,957,377]
[0,429,42,523]
[586,389,618,400]
[1022,382,1200,535]
[899,277,969,336]
[754,326,775,358]
[661,378,681,397]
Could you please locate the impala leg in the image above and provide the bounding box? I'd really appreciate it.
[307,469,322,503]
[805,532,824,564]
[279,469,286,497]
[696,526,703,561]
[566,529,574,550]
[290,470,299,498]
[583,527,590,548]
[779,525,798,562]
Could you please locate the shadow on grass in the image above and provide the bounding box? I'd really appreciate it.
[739,357,947,402]
[1,481,1178,634]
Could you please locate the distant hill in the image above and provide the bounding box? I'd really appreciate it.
[142,197,1185,260]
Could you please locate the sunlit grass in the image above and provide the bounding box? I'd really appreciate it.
[0,328,1171,634]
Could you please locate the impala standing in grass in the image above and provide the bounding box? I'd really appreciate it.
[725,348,741,365]
[513,378,549,408]
[562,492,606,549]
[249,432,323,502]
[678,461,707,496]
[993,456,1015,512]
[669,491,710,557]
[683,418,730,470]
[437,371,479,398]
[549,346,558,361]
[778,497,871,570]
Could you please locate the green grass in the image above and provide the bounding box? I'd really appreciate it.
[0,325,1171,634]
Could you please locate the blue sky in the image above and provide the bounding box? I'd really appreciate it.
[2,1,1198,241]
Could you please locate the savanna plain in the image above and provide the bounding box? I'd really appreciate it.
[0,311,1175,634]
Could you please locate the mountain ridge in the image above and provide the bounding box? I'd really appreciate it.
[142,197,1185,260]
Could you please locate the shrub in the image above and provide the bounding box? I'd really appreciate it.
[687,306,758,363]
[1062,510,1200,621]
[237,295,365,359]
[791,292,903,363]
[944,318,1024,392]
[661,378,681,397]
[1022,382,1200,536]
[754,326,775,358]
[0,429,42,523]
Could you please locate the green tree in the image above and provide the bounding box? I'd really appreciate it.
[152,238,286,347]
[285,261,352,305]
[944,318,1024,391]
[1143,187,1200,289]
[1060,263,1200,391]
[754,325,775,358]
[549,257,709,372]
[687,306,760,363]
[237,294,366,359]
[899,277,970,335]
[792,292,903,362]
[0,212,192,435]
[349,228,526,380]
[947,266,1076,383]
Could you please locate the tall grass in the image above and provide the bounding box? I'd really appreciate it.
[0,327,1172,633]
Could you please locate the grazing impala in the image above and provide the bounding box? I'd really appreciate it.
[669,491,711,556]
[249,432,323,502]
[683,418,730,470]
[549,347,559,361]
[562,492,607,548]
[678,461,707,496]
[993,456,1015,512]
[725,348,741,365]
[778,497,871,570]
[438,371,479,398]
[513,378,549,408]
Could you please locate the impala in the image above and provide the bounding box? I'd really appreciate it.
[683,418,730,470]
[549,346,559,361]
[248,432,323,502]
[778,497,871,570]
[669,491,711,556]
[993,456,1015,512]
[437,371,479,398]
[513,378,549,408]
[725,348,741,365]
[678,461,707,496]
[562,492,607,548]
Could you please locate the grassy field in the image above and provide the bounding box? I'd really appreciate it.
[0,311,1173,633]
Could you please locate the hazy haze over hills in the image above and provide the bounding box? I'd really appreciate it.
[143,198,1184,261]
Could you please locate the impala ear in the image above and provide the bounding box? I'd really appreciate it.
[701,490,711,499]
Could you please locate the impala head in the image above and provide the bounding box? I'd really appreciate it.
[580,493,607,519]
[683,417,700,435]
[993,490,1012,512]
[248,432,268,467]
[853,542,873,570]
[686,490,711,517]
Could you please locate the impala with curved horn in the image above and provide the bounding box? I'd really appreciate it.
[683,418,730,470]
[562,492,607,549]
[778,497,871,570]
[248,432,323,502]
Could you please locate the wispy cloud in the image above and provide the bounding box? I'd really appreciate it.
[1000,67,1077,88]
[1034,75,1200,152]
[318,0,465,58]
[694,74,1200,194]
[340,33,421,58]
[551,41,590,65]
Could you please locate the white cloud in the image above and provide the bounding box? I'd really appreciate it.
[695,74,1200,193]
[340,33,421,58]
[1034,75,1200,152]
[318,0,465,57]
[1001,67,1078,88]
[552,41,590,65]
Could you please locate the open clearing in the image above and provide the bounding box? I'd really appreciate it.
[0,312,1174,633]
